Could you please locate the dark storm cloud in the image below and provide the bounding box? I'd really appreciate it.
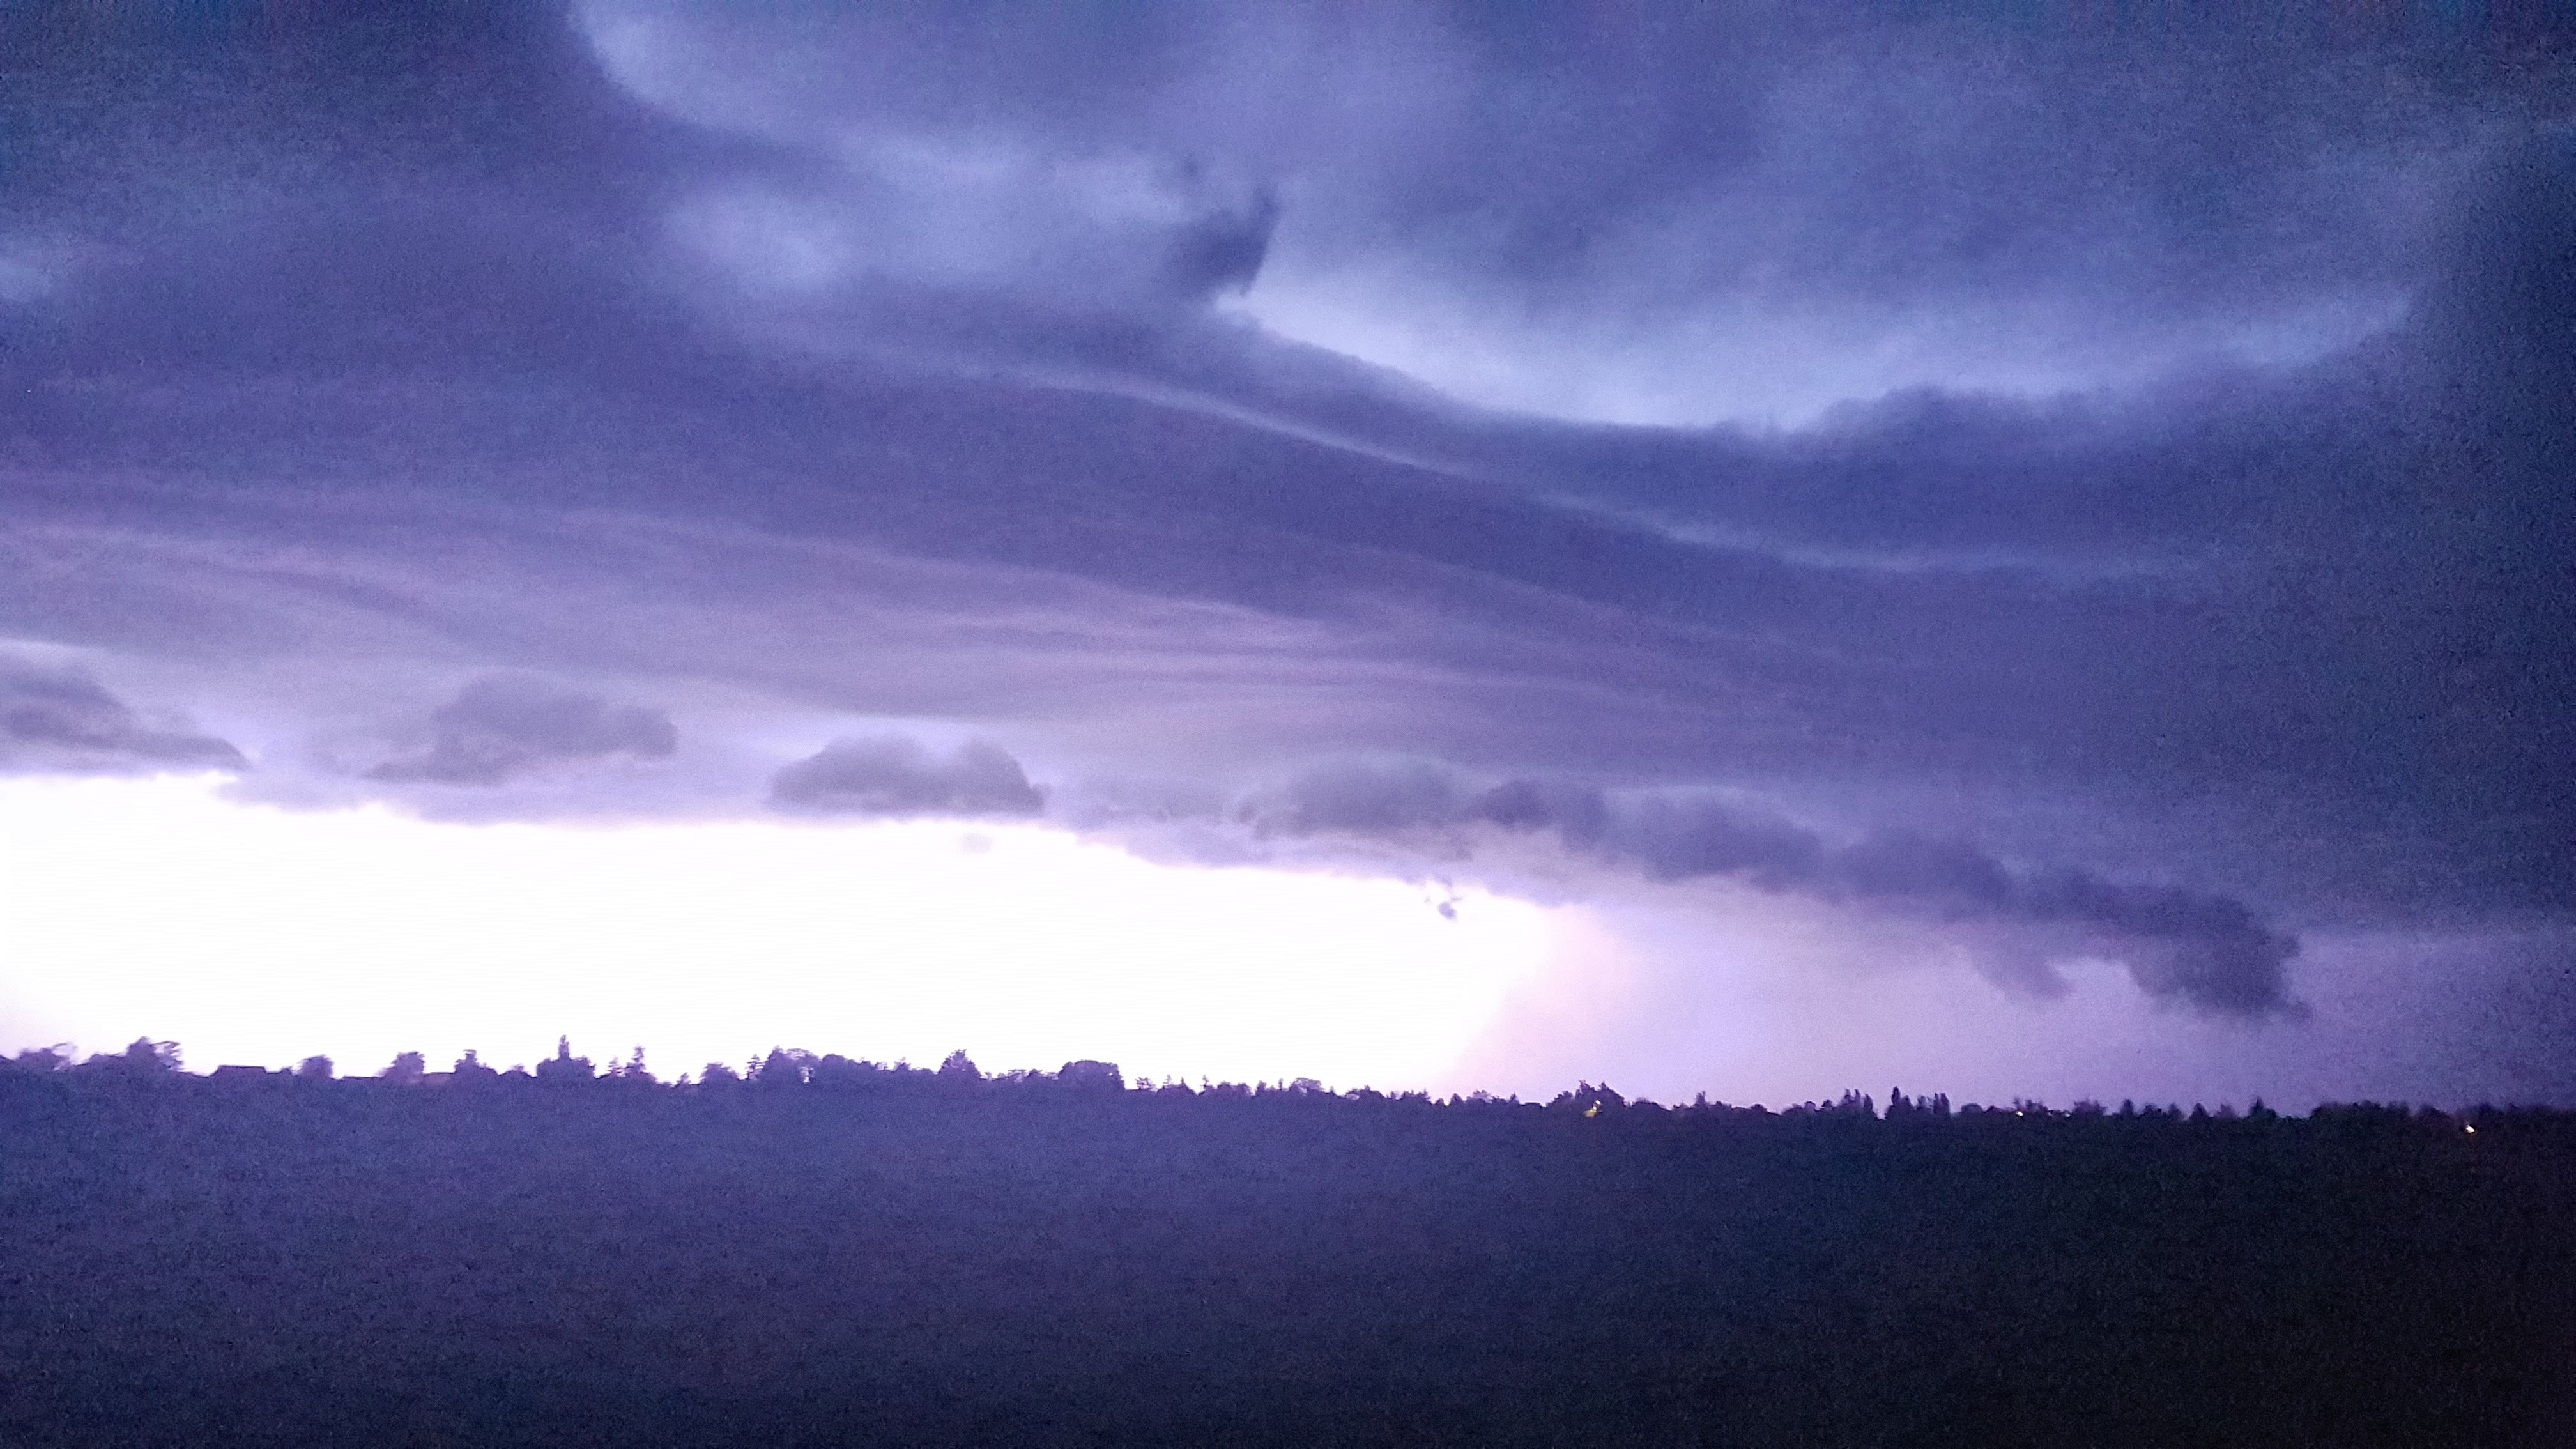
[0,657,243,775]
[1243,762,2299,1017]
[772,738,1044,818]
[0,0,2570,1055]
[371,676,677,786]
[578,0,2566,422]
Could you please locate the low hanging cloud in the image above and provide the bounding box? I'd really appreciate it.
[1247,760,2300,1019]
[369,676,678,786]
[770,736,1045,817]
[1821,833,2303,1019]
[0,657,245,775]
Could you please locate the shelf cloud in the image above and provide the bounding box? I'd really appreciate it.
[2,2,2570,1085]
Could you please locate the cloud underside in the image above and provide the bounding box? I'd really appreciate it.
[0,659,243,776]
[0,3,2571,1031]
[1224,760,2300,1017]
[370,676,677,786]
[772,737,1043,817]
[760,737,2293,1013]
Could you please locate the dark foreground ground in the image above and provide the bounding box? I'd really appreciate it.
[3,1074,2571,1448]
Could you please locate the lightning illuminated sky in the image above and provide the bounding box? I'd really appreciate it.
[2,3,2570,1105]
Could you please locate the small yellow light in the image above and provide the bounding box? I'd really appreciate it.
[2465,1124,2476,1135]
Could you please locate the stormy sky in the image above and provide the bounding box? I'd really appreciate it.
[2,2,2570,1105]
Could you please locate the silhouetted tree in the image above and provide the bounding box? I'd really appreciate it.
[938,1049,981,1082]
[383,1052,427,1083]
[296,1055,334,1081]
[1058,1059,1123,1092]
[96,1038,181,1075]
[452,1049,499,1085]
[1552,1082,1627,1117]
[535,1036,595,1083]
[752,1048,810,1088]
[3,1044,72,1074]
[809,1054,880,1089]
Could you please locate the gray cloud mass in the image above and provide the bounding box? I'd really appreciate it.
[772,737,1045,818]
[0,657,245,775]
[1243,759,2299,1017]
[370,676,677,786]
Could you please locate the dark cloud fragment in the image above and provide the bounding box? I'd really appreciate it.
[2008,865,2302,1020]
[1261,759,1466,835]
[1162,183,1280,300]
[0,657,243,774]
[1607,795,1834,892]
[1261,761,2300,1018]
[770,737,1044,818]
[370,675,677,786]
[1468,778,1609,847]
[1618,802,2299,1020]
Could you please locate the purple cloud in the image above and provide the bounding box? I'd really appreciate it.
[370,675,677,786]
[0,1,2569,1082]
[772,737,1044,818]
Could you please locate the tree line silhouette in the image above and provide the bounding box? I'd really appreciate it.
[3,1034,2570,1447]
[8,1034,2566,1141]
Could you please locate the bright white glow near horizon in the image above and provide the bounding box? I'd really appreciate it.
[6,776,2556,1112]
[0,774,1558,1091]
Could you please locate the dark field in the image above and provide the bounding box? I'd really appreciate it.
[3,1071,2570,1448]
